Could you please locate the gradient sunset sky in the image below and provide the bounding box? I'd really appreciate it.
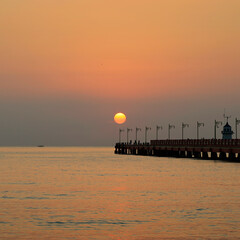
[0,0,240,146]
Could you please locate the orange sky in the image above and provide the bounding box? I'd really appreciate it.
[1,0,240,100]
[0,0,240,145]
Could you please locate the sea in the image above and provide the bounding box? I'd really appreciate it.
[0,147,239,240]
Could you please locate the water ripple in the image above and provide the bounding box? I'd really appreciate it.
[39,219,146,228]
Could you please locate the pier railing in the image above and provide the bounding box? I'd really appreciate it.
[150,139,240,147]
[116,139,240,147]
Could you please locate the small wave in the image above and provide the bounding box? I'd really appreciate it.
[50,215,75,219]
[55,194,69,197]
[43,193,75,197]
[1,196,15,199]
[41,219,145,228]
[196,208,208,211]
[23,196,50,200]
[0,221,10,224]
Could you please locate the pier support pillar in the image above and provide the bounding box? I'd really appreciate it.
[143,149,148,156]
[166,150,173,157]
[219,152,227,160]
[187,151,192,158]
[157,150,165,157]
[154,150,159,156]
[179,151,186,158]
[211,152,218,160]
[138,149,142,155]
[193,152,201,159]
[229,152,236,161]
[165,150,170,157]
[139,149,147,156]
[161,150,167,157]
[164,150,169,157]
[145,149,149,156]
[151,149,154,156]
[148,149,152,156]
[172,150,179,158]
[202,152,209,160]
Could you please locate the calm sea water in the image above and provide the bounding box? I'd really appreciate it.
[0,147,239,240]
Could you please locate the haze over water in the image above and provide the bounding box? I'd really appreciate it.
[0,147,239,239]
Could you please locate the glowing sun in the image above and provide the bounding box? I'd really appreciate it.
[114,112,126,124]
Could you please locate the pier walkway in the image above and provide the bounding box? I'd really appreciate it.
[115,139,240,162]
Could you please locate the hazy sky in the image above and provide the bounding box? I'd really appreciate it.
[0,0,240,146]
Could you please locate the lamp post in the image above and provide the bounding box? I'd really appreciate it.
[168,124,175,139]
[197,122,204,140]
[127,128,132,144]
[135,127,141,143]
[236,118,240,139]
[182,123,189,140]
[156,125,163,140]
[145,126,151,143]
[214,120,222,139]
[119,129,124,143]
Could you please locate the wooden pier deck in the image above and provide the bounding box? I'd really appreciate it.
[115,139,240,162]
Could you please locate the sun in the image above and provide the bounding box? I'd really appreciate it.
[114,112,126,124]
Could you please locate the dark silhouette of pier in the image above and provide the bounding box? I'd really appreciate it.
[115,139,240,162]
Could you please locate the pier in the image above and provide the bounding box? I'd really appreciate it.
[115,139,240,162]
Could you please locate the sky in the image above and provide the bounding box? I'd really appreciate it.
[0,0,240,146]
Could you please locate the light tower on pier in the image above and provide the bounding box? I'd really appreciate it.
[221,114,233,140]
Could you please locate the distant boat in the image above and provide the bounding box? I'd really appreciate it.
[37,145,44,147]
